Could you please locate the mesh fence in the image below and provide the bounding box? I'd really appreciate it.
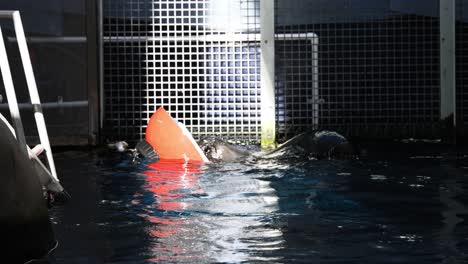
[457,0,468,128]
[275,0,441,140]
[103,0,261,143]
[275,33,319,138]
[102,0,467,143]
[103,0,152,142]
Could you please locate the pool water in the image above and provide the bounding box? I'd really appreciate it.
[49,144,468,263]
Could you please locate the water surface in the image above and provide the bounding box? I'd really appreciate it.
[50,144,468,263]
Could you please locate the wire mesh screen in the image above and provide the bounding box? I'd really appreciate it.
[457,0,468,128]
[103,0,152,142]
[275,33,319,138]
[275,0,441,140]
[103,0,261,143]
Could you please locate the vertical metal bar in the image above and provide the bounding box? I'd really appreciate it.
[311,36,319,129]
[440,0,456,126]
[0,26,28,156]
[12,11,58,181]
[97,0,104,130]
[87,0,100,145]
[260,0,275,148]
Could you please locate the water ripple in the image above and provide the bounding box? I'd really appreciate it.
[49,149,468,263]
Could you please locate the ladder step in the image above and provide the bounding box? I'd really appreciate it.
[30,144,44,157]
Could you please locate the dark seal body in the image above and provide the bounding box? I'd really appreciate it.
[199,137,250,162]
[267,131,355,159]
[198,131,354,162]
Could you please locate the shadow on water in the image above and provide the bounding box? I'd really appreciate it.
[48,144,468,263]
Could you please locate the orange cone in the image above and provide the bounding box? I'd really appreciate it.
[145,107,209,162]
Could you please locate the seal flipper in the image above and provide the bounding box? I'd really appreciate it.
[261,132,308,158]
[136,140,160,161]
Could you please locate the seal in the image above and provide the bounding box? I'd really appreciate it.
[120,130,355,163]
[198,137,250,162]
[198,131,355,162]
[265,131,355,159]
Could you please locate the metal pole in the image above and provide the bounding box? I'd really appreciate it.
[260,0,276,149]
[97,0,104,131]
[7,36,87,43]
[0,100,89,109]
[87,0,100,145]
[440,0,456,126]
[311,36,319,129]
[0,26,28,156]
[12,11,58,181]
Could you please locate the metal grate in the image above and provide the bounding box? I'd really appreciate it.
[103,0,152,142]
[457,0,468,128]
[275,33,319,137]
[102,1,468,143]
[102,0,261,143]
[275,0,441,140]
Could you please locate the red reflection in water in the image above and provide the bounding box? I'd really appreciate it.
[139,160,204,261]
[144,160,202,211]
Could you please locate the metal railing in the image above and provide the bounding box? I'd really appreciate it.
[0,10,59,184]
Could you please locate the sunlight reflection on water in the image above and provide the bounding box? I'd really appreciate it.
[49,148,468,264]
[137,160,284,263]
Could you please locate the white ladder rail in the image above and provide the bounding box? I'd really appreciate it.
[0,26,28,157]
[0,10,58,182]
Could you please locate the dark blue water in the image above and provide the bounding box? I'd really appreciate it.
[49,144,468,263]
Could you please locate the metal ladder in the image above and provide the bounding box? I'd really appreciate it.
[0,10,63,194]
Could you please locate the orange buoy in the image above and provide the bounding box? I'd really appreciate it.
[145,107,209,162]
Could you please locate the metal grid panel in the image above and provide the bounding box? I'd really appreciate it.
[457,0,468,127]
[275,0,441,139]
[103,0,261,143]
[103,0,152,142]
[275,33,319,136]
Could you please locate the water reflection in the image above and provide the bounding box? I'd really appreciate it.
[437,164,468,263]
[139,160,283,263]
[49,149,468,263]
